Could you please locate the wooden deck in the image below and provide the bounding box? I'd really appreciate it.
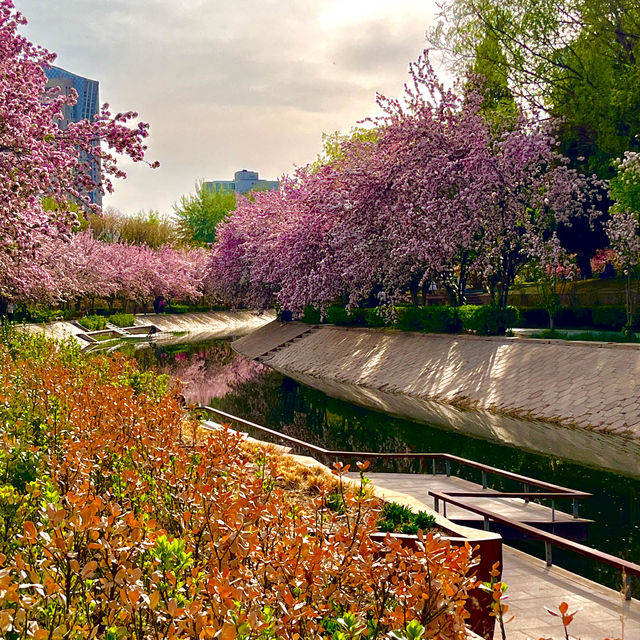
[351,472,592,540]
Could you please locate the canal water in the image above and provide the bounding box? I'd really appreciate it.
[123,335,640,596]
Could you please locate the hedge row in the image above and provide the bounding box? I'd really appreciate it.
[109,312,136,328]
[77,314,108,331]
[301,304,519,336]
[517,306,633,331]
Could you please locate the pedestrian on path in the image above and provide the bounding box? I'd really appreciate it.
[7,302,16,323]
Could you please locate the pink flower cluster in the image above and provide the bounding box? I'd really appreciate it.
[1,231,208,306]
[206,54,593,312]
[0,0,158,296]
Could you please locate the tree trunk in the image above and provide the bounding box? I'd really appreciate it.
[409,280,420,307]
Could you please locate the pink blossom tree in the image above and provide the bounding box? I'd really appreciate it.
[206,53,591,316]
[606,151,640,329]
[0,0,157,300]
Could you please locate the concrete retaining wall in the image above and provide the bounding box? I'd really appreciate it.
[23,310,275,345]
[233,322,640,477]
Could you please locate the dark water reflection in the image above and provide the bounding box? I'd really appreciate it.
[128,336,640,595]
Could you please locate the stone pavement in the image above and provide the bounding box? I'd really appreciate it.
[246,323,640,439]
[498,545,640,640]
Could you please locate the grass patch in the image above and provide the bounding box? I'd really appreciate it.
[377,501,437,535]
[109,312,135,328]
[77,314,107,331]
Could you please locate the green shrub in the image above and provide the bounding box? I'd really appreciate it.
[364,308,389,327]
[324,490,346,514]
[0,447,41,491]
[395,306,461,333]
[377,501,437,535]
[554,307,593,328]
[165,303,189,314]
[515,307,548,328]
[301,305,322,324]
[77,315,108,331]
[325,305,368,326]
[459,305,518,335]
[592,306,627,330]
[395,307,424,331]
[109,313,135,328]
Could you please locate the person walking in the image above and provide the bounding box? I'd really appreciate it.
[6,302,16,323]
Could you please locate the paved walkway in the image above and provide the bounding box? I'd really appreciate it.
[500,546,639,639]
[356,472,589,532]
[358,472,640,640]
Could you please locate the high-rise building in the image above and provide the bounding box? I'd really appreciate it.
[45,66,101,205]
[204,169,279,195]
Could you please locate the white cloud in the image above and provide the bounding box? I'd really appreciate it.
[19,0,440,214]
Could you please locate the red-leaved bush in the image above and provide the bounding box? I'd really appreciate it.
[0,333,475,639]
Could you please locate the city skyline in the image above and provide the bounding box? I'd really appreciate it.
[20,0,441,215]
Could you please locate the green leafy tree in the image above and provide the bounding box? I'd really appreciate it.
[470,28,519,133]
[430,0,640,276]
[88,208,179,248]
[429,0,640,177]
[309,127,378,172]
[173,181,237,245]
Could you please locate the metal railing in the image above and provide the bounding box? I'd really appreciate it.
[199,406,591,520]
[429,490,640,599]
[198,407,640,598]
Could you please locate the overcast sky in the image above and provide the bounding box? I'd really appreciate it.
[20,0,441,215]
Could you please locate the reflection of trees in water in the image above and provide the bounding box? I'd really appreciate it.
[132,339,267,405]
[216,372,410,459]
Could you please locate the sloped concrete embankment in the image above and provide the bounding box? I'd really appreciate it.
[23,310,276,346]
[137,310,275,337]
[233,322,640,477]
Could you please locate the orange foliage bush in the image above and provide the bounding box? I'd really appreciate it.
[0,334,475,639]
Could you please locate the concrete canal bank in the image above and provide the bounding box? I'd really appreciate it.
[233,322,640,477]
[23,310,276,346]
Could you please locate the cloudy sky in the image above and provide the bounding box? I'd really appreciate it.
[20,0,442,215]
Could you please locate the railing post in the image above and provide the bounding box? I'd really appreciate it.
[445,460,451,477]
[524,483,530,504]
[432,459,436,476]
[551,500,555,522]
[434,496,440,513]
[545,542,553,567]
[483,517,490,531]
[481,470,487,489]
[572,498,579,519]
[624,572,632,601]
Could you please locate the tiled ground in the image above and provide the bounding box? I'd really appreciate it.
[351,472,639,639]
[247,322,640,440]
[498,546,639,640]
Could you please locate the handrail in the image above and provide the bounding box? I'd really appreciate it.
[198,407,634,598]
[438,491,588,500]
[199,406,591,498]
[429,490,639,599]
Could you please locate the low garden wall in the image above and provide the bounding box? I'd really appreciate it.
[233,322,640,477]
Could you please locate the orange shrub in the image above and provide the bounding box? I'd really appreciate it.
[0,334,475,639]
